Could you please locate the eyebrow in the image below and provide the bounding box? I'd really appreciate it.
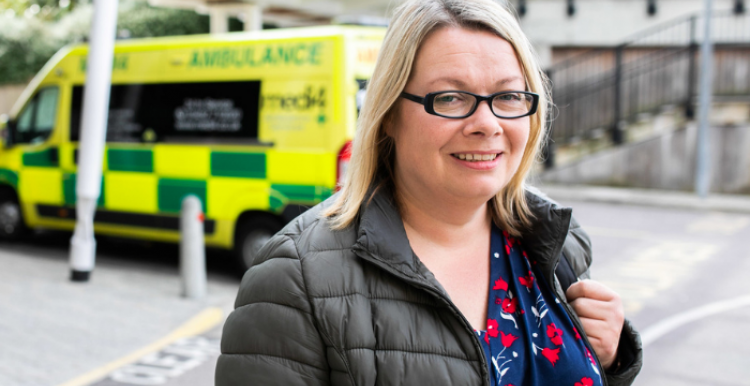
[426,75,525,89]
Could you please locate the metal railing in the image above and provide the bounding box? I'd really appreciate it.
[545,10,750,167]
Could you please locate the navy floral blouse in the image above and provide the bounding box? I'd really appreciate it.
[475,225,603,386]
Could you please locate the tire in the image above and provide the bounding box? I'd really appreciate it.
[234,215,283,274]
[0,189,27,240]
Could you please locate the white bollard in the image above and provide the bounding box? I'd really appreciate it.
[180,195,206,299]
[68,0,120,282]
[69,197,98,282]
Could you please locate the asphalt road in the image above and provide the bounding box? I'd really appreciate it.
[4,199,749,386]
[556,199,750,386]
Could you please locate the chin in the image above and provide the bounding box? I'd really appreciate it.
[449,180,505,202]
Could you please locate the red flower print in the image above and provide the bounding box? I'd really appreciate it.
[493,277,508,291]
[486,319,499,338]
[541,347,560,366]
[499,331,518,348]
[573,327,581,340]
[546,323,564,346]
[575,378,594,386]
[518,271,534,289]
[505,244,511,255]
[501,297,518,314]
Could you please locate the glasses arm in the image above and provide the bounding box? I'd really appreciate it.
[400,92,426,105]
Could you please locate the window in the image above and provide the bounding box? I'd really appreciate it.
[70,81,261,143]
[13,87,59,144]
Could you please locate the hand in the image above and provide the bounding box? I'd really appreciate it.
[566,280,624,370]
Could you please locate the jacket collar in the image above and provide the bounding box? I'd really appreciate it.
[352,185,427,281]
[351,184,573,288]
[520,189,573,287]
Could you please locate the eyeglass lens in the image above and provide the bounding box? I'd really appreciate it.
[432,92,533,118]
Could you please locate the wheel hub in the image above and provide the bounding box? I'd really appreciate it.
[0,202,19,235]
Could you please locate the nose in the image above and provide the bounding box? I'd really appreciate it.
[462,99,503,138]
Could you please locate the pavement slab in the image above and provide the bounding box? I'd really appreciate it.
[0,239,239,386]
[539,184,750,214]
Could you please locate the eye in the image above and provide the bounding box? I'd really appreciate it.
[434,93,463,104]
[496,93,523,102]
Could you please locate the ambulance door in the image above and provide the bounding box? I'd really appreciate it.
[9,86,64,232]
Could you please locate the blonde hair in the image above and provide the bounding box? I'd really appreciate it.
[322,0,550,236]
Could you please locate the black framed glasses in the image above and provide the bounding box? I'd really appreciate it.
[400,90,539,119]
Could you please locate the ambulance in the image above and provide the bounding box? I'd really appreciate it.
[0,25,385,271]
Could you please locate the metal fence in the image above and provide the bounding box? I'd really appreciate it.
[546,10,750,164]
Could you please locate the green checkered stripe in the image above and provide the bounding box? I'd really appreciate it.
[53,148,331,214]
[22,148,59,167]
[63,173,105,207]
[269,184,334,211]
[105,149,266,178]
[0,169,18,188]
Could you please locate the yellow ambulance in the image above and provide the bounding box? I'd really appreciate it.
[0,25,384,271]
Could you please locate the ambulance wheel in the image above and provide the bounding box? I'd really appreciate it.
[234,215,283,273]
[0,189,26,240]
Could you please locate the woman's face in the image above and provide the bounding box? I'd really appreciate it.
[388,26,531,206]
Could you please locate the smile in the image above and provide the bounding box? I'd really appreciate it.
[451,153,499,162]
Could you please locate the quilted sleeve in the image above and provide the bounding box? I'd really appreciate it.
[215,234,330,386]
[605,319,643,386]
[563,214,593,281]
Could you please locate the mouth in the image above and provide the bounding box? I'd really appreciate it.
[450,152,501,162]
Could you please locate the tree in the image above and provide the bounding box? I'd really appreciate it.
[0,1,211,85]
[0,0,87,21]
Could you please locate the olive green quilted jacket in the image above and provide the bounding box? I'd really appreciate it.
[216,188,642,385]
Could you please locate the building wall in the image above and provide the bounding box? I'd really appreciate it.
[539,118,750,194]
[516,0,740,67]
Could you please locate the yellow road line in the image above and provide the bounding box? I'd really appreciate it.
[57,307,223,386]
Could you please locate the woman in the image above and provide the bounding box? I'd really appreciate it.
[217,0,642,384]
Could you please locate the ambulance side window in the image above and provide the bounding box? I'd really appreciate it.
[14,87,59,144]
[16,101,35,134]
[70,81,261,143]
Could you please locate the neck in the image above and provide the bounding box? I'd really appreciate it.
[396,182,492,249]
